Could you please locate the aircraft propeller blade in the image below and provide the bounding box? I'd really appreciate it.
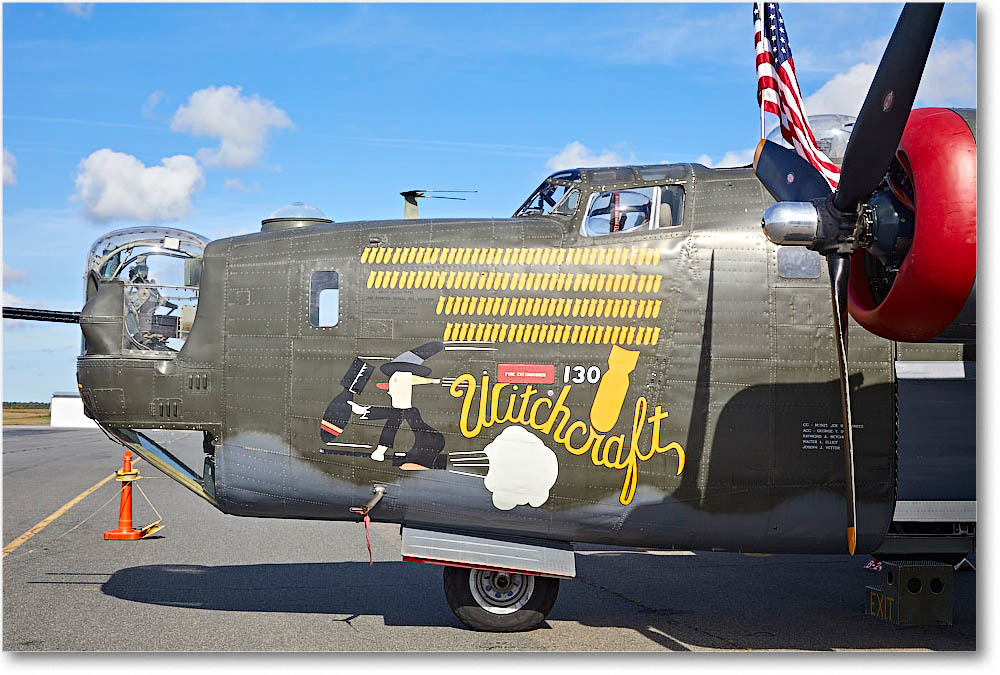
[753,140,832,203]
[832,3,943,212]
[755,3,943,555]
[822,3,941,554]
[827,253,857,555]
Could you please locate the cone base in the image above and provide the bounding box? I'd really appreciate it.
[104,528,143,541]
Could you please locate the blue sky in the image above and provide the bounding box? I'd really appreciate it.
[1,2,978,401]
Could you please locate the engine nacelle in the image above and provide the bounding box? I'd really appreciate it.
[848,108,976,342]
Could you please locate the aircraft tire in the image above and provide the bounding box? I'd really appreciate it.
[443,566,559,632]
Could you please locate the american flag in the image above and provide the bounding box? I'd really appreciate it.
[755,2,841,188]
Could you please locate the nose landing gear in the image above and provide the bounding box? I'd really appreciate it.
[442,565,560,632]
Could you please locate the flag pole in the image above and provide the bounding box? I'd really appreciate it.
[758,1,767,140]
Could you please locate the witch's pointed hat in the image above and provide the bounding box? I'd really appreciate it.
[380,341,444,377]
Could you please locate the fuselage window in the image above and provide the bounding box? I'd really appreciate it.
[776,247,822,279]
[582,187,655,237]
[657,185,685,227]
[310,271,340,327]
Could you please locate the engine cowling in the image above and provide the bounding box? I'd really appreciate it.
[847,107,976,342]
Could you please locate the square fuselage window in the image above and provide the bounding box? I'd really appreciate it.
[310,271,339,327]
[776,247,822,279]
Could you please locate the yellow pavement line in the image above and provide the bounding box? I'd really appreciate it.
[2,459,140,558]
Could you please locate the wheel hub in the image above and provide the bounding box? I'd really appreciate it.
[468,569,535,615]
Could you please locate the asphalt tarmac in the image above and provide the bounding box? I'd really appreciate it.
[2,427,976,651]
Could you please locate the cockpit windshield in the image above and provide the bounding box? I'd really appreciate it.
[513,170,582,217]
[84,227,209,355]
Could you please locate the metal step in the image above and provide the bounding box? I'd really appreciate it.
[401,527,575,578]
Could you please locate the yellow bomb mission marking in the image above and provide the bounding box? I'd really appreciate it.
[449,366,685,506]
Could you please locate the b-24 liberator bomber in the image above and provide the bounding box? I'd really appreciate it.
[6,3,975,631]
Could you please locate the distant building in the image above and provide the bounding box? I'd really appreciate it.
[49,392,98,428]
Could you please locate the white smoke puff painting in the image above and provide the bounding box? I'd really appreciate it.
[482,426,558,510]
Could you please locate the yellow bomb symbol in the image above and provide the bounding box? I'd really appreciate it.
[589,345,641,433]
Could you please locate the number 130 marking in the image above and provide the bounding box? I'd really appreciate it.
[564,365,602,384]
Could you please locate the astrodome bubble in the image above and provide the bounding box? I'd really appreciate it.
[268,202,328,219]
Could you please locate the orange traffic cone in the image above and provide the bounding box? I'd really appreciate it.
[104,450,159,540]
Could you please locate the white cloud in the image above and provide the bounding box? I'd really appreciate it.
[4,263,28,285]
[805,40,976,116]
[3,291,30,331]
[916,40,977,107]
[170,85,293,169]
[546,141,624,171]
[223,178,248,191]
[141,90,166,119]
[696,148,755,168]
[803,62,877,117]
[64,3,94,18]
[3,148,17,186]
[72,149,205,223]
[2,290,37,331]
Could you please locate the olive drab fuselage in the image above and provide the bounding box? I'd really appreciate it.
[76,162,966,555]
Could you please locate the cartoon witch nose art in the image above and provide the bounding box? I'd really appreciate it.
[322,342,447,470]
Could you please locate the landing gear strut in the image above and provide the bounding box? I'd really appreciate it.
[442,566,559,632]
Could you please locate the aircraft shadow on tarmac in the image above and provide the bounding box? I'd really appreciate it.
[101,561,459,628]
[99,555,974,650]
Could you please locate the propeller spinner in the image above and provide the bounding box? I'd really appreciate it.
[753,3,944,555]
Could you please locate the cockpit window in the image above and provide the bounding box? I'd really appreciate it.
[639,165,686,181]
[548,169,581,182]
[589,168,638,184]
[582,188,655,236]
[515,182,572,217]
[657,185,685,227]
[551,189,581,216]
[513,171,582,217]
